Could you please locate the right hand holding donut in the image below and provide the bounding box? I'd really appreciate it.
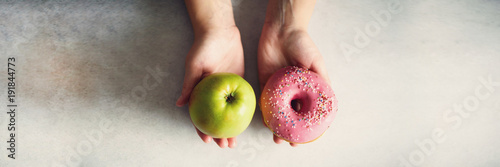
[258,28,331,147]
[258,0,330,147]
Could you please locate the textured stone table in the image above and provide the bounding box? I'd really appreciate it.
[1,0,499,166]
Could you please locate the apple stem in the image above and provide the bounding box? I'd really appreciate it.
[226,93,235,103]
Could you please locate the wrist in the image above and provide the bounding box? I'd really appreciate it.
[262,21,307,37]
[194,24,238,38]
[194,25,241,43]
[262,20,308,42]
[186,0,237,38]
[262,0,315,35]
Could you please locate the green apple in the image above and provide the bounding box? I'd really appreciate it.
[189,73,256,138]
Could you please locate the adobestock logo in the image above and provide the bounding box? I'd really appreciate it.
[340,0,405,63]
[399,74,500,166]
[225,128,270,167]
[52,65,169,167]
[56,115,114,167]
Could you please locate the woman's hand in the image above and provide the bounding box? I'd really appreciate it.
[257,0,330,147]
[178,0,243,148]
[177,26,244,148]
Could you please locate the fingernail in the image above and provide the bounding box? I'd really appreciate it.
[176,96,183,107]
[229,141,236,148]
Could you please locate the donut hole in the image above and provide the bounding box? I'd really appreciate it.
[291,99,302,112]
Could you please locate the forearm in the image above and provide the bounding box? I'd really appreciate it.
[185,0,236,37]
[264,0,316,31]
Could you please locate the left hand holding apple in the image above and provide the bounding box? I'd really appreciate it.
[176,20,245,150]
[179,0,244,148]
[176,26,244,148]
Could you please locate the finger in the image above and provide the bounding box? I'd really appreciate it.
[261,113,268,127]
[227,137,237,148]
[290,142,299,147]
[257,63,281,92]
[273,134,283,144]
[214,138,228,148]
[258,71,272,93]
[196,128,212,143]
[309,57,331,86]
[176,64,202,107]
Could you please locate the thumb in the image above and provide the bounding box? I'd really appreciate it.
[310,58,331,87]
[176,65,202,107]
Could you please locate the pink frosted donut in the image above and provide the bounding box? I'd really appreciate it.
[260,66,338,144]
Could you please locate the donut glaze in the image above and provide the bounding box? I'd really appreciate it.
[260,66,338,144]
